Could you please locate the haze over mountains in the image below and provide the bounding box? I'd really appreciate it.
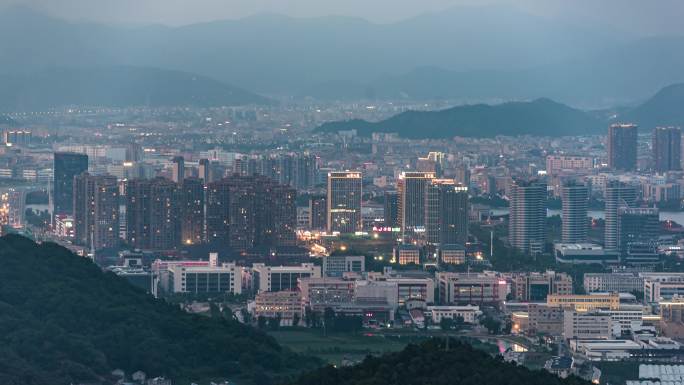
[318,84,684,139]
[0,67,269,112]
[2,5,684,108]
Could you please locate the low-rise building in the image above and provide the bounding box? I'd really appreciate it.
[254,290,302,326]
[563,310,612,340]
[554,243,619,265]
[643,273,684,302]
[547,293,620,311]
[511,270,572,301]
[322,255,365,277]
[583,273,644,294]
[252,263,321,292]
[528,303,564,336]
[437,271,507,306]
[427,305,481,324]
[439,244,466,265]
[394,244,421,265]
[659,298,684,339]
[166,263,241,294]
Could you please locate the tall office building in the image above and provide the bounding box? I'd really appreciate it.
[608,123,638,171]
[425,179,469,245]
[125,178,181,250]
[604,182,637,251]
[383,191,399,228]
[171,156,185,183]
[198,158,211,183]
[561,182,589,243]
[179,178,205,245]
[397,171,435,234]
[508,180,547,255]
[417,152,446,177]
[618,207,660,255]
[327,171,362,233]
[73,173,120,250]
[206,175,296,250]
[308,196,327,230]
[653,127,682,173]
[53,152,88,216]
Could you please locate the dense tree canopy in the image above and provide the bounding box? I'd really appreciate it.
[292,339,590,385]
[0,235,315,385]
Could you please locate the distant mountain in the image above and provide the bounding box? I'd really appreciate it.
[0,5,625,100]
[316,98,603,138]
[292,338,590,385]
[0,235,314,385]
[1,6,684,106]
[620,83,684,128]
[305,35,684,108]
[0,67,270,112]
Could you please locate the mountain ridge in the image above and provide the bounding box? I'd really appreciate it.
[316,98,604,138]
[0,66,270,112]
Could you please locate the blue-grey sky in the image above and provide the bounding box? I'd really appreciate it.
[3,0,684,36]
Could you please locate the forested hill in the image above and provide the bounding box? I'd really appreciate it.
[292,339,590,385]
[0,235,314,385]
[316,98,603,139]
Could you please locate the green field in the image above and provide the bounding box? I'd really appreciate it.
[268,329,423,365]
[268,328,533,366]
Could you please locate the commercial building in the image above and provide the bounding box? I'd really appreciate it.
[253,290,302,326]
[308,195,327,230]
[327,171,362,233]
[394,244,420,265]
[563,310,612,340]
[298,277,355,309]
[322,255,365,277]
[643,274,684,302]
[439,244,466,265]
[528,303,564,336]
[397,171,435,234]
[561,183,588,243]
[508,179,547,255]
[171,155,185,183]
[2,130,31,146]
[659,298,684,339]
[252,263,321,293]
[583,273,644,294]
[53,152,89,216]
[554,243,620,265]
[653,126,682,173]
[198,158,211,183]
[604,182,637,251]
[383,191,399,228]
[354,280,399,308]
[608,123,638,171]
[425,179,468,246]
[546,155,593,175]
[547,293,620,311]
[618,207,660,256]
[511,271,572,302]
[427,305,481,324]
[167,263,241,294]
[438,272,507,305]
[73,173,120,250]
[569,339,643,361]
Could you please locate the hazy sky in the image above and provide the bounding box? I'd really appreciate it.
[3,0,684,35]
